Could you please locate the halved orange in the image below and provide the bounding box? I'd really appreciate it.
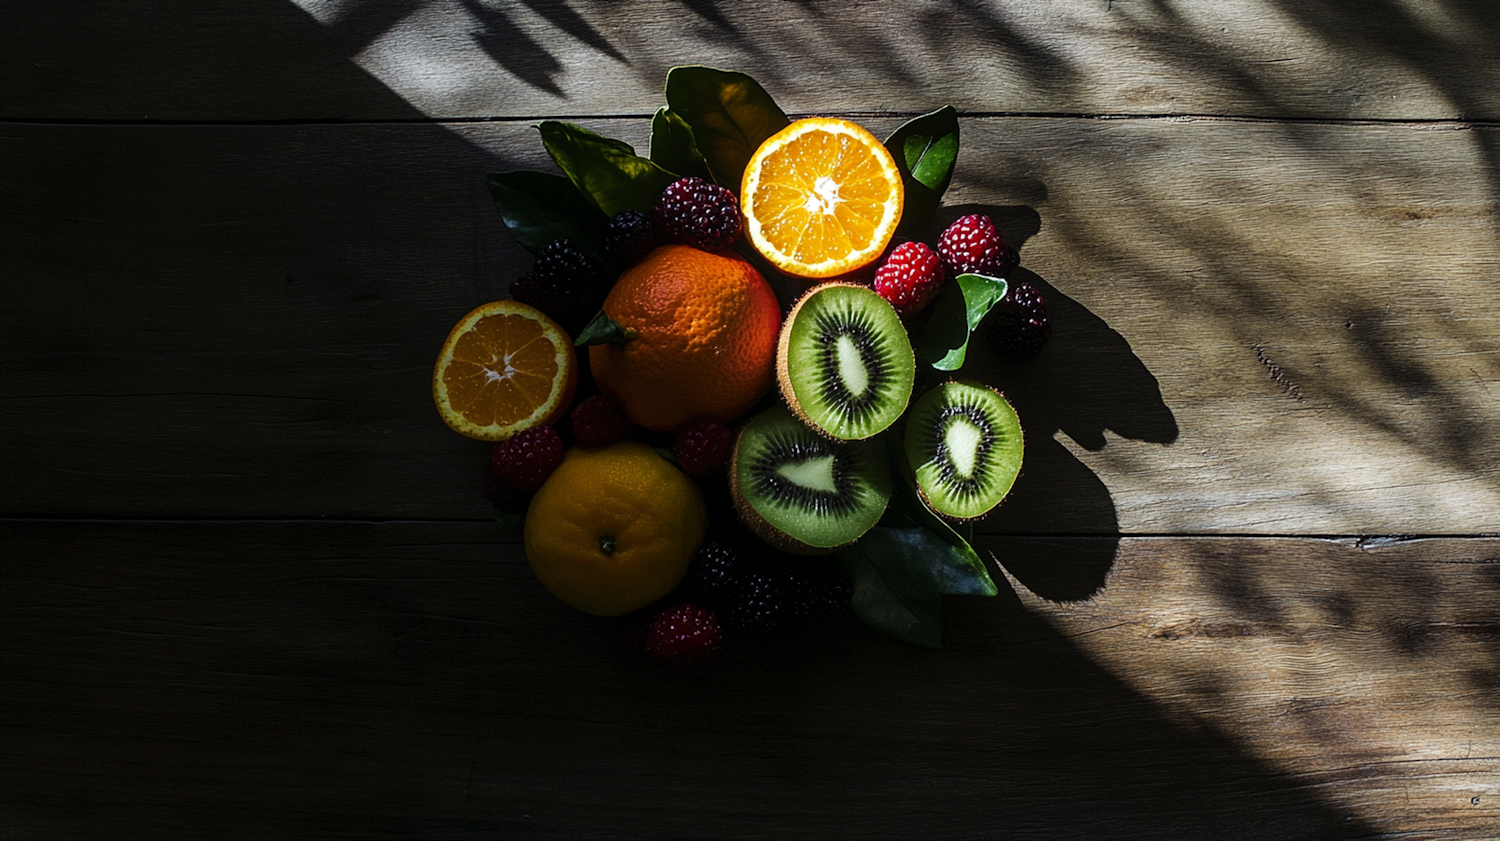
[740,117,904,279]
[433,299,577,441]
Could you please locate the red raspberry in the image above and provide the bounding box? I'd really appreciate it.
[937,214,1018,279]
[653,177,742,252]
[673,419,734,478]
[642,602,724,668]
[487,425,565,494]
[569,393,633,448]
[872,241,944,316]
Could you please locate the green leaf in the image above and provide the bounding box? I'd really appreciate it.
[664,65,789,191]
[485,171,608,258]
[649,107,712,181]
[857,525,997,597]
[538,121,680,218]
[884,106,959,235]
[572,310,636,346]
[838,541,945,648]
[914,273,1009,371]
[493,509,526,540]
[877,439,998,598]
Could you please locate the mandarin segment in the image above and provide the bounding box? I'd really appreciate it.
[741,117,904,279]
[432,300,577,441]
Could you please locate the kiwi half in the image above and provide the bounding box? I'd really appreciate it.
[777,282,915,441]
[730,404,893,553]
[903,380,1023,520]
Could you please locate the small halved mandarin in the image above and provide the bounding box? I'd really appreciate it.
[740,117,904,279]
[433,299,577,441]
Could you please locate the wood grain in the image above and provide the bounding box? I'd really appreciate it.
[7,0,1500,122]
[6,117,1499,532]
[7,3,1500,837]
[7,522,1497,839]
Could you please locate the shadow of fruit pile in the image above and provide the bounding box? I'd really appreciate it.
[433,67,1054,665]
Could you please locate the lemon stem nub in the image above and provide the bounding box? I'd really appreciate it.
[574,311,636,347]
[599,536,616,555]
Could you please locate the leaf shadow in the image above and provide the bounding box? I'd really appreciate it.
[916,203,1179,602]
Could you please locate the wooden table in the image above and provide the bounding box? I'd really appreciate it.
[6,2,1500,838]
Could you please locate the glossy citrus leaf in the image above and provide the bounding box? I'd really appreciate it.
[538,120,680,218]
[485,171,608,258]
[664,65,789,191]
[649,107,712,182]
[915,273,1009,371]
[884,106,959,236]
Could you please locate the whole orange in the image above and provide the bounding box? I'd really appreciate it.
[589,244,781,432]
[524,441,708,617]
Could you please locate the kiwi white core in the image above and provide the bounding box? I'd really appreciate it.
[946,418,984,479]
[835,334,870,397]
[776,455,839,493]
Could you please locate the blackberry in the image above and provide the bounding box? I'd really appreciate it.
[510,240,609,333]
[725,570,786,634]
[682,541,749,609]
[604,209,658,267]
[653,176,742,252]
[780,562,854,622]
[986,276,1051,361]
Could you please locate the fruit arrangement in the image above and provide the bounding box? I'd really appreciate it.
[433,66,1052,662]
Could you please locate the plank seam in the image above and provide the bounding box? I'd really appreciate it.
[3,517,1499,541]
[5,113,1500,129]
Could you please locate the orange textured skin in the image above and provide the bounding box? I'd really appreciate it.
[590,245,782,433]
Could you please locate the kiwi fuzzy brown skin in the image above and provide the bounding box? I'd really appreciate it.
[775,282,915,441]
[728,404,893,555]
[727,423,836,556]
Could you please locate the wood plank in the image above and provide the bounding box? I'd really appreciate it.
[9,523,1499,838]
[6,116,1499,531]
[996,534,1500,840]
[7,0,1500,122]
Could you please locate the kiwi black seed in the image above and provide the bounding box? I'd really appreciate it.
[730,404,892,554]
[903,380,1023,520]
[776,282,914,441]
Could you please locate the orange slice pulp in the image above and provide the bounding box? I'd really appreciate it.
[740,117,904,279]
[433,299,577,441]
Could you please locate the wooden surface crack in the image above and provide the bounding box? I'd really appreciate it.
[1254,344,1306,402]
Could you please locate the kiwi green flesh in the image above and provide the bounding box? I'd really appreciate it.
[904,381,1023,520]
[731,405,892,550]
[781,284,914,441]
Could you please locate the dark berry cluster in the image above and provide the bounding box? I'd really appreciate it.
[866,213,1049,359]
[986,276,1051,361]
[680,540,852,635]
[509,239,610,334]
[604,208,657,267]
[652,176,742,252]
